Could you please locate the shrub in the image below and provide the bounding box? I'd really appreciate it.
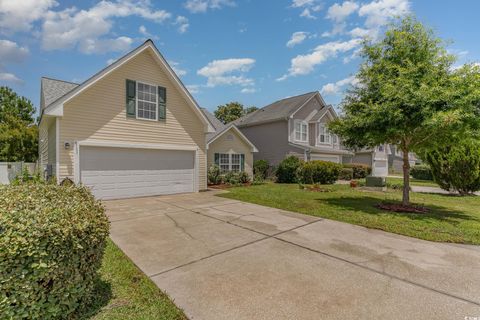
[208,164,222,185]
[424,139,480,195]
[253,160,269,179]
[252,174,265,185]
[343,163,372,179]
[238,171,251,184]
[275,156,302,183]
[223,171,240,185]
[296,160,342,185]
[410,164,433,180]
[0,184,109,319]
[339,167,354,180]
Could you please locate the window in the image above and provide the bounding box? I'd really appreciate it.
[219,153,230,172]
[294,120,308,142]
[217,153,244,173]
[137,82,158,120]
[378,145,384,152]
[317,124,331,144]
[332,134,338,144]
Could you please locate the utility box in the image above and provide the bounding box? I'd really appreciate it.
[366,176,386,187]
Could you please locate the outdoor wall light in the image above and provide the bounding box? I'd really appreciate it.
[64,142,71,150]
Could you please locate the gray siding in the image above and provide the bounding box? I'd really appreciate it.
[239,120,304,166]
[352,153,372,166]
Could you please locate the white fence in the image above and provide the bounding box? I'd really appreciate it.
[0,162,37,184]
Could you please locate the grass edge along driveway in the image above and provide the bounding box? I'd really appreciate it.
[219,183,480,245]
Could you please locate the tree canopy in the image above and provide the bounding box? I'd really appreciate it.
[214,102,258,124]
[329,17,480,205]
[0,87,38,162]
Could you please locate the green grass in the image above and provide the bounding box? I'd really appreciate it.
[386,177,439,188]
[219,183,480,244]
[81,240,186,320]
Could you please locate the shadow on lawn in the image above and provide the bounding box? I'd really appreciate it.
[77,276,112,319]
[318,196,478,224]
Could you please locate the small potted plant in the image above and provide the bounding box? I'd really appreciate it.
[350,180,358,188]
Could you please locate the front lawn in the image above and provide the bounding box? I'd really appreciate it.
[82,240,186,320]
[386,177,439,188]
[219,183,480,244]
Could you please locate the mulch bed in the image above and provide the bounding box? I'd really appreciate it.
[375,202,429,213]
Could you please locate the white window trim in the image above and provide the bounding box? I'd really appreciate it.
[294,119,308,143]
[136,81,159,121]
[218,152,244,172]
[316,123,332,146]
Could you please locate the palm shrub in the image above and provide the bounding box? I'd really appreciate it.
[296,160,343,185]
[0,184,109,319]
[238,171,251,184]
[410,164,433,180]
[343,163,372,179]
[424,139,480,195]
[276,156,302,183]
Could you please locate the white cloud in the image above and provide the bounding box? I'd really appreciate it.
[169,61,187,76]
[278,38,361,80]
[106,58,117,65]
[292,0,315,7]
[348,27,378,39]
[321,76,358,95]
[186,84,201,94]
[0,40,29,64]
[184,0,235,13]
[197,58,255,87]
[292,0,322,19]
[0,0,57,33]
[326,1,359,22]
[358,0,410,28]
[241,87,256,94]
[41,1,171,53]
[0,72,22,83]
[175,16,189,33]
[139,25,148,36]
[287,32,308,48]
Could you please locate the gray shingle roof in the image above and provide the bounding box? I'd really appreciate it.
[201,108,227,142]
[234,91,318,127]
[41,77,79,110]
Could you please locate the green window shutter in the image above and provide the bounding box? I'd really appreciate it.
[158,86,166,120]
[240,154,245,171]
[126,79,136,117]
[214,153,220,165]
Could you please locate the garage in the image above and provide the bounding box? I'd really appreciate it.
[309,153,340,163]
[79,146,195,200]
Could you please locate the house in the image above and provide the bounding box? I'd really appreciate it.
[201,109,258,177]
[38,40,215,200]
[348,145,390,177]
[234,91,352,165]
[388,145,419,174]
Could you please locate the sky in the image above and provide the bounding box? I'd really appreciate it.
[1,0,480,115]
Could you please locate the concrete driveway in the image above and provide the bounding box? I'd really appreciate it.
[105,191,480,320]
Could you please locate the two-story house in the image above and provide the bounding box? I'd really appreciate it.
[234,91,352,165]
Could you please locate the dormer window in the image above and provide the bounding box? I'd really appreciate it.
[294,120,308,142]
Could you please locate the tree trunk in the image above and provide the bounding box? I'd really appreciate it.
[402,148,411,206]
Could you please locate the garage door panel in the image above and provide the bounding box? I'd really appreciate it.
[80,146,195,199]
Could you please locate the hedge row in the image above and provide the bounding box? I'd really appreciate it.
[0,184,109,319]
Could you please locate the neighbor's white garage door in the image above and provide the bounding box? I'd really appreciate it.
[80,146,195,199]
[310,154,340,163]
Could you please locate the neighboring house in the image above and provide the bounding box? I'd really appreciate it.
[201,109,258,177]
[234,91,352,165]
[38,40,214,200]
[388,145,419,174]
[349,144,390,177]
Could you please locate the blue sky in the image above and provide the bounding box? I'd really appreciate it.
[1,0,479,115]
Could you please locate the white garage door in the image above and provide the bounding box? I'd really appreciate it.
[80,146,195,199]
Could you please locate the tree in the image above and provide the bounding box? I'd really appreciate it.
[424,138,480,195]
[214,102,258,124]
[0,87,38,162]
[329,17,480,205]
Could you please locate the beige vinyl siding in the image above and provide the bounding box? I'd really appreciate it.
[38,117,56,171]
[207,128,254,176]
[47,120,56,168]
[38,120,49,168]
[58,49,207,190]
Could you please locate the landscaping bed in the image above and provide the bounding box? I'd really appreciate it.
[218,183,480,244]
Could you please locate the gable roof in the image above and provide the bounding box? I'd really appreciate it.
[201,108,257,152]
[309,105,337,122]
[41,39,214,132]
[234,91,319,127]
[40,77,79,110]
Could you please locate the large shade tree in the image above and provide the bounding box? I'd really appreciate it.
[0,86,38,162]
[214,102,258,124]
[329,17,480,205]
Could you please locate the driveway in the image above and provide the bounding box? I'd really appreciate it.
[105,191,480,320]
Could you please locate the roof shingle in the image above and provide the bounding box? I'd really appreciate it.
[41,77,79,110]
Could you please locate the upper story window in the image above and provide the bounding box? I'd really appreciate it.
[377,145,384,152]
[317,123,331,144]
[294,120,308,142]
[137,82,157,120]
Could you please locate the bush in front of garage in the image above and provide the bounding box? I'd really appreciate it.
[276,156,303,183]
[339,167,354,180]
[296,160,343,185]
[0,183,109,319]
[343,163,372,179]
[410,164,433,181]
